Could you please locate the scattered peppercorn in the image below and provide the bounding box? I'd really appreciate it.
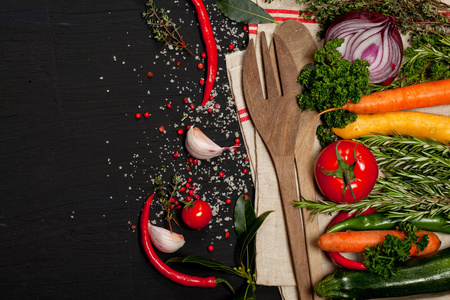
[201,52,206,59]
[225,232,230,238]
[228,44,235,50]
[190,103,195,110]
[147,72,153,77]
[207,108,213,113]
[135,113,142,119]
[173,152,179,158]
[158,126,165,133]
[183,97,189,103]
[225,199,231,204]
[199,79,205,85]
[177,129,184,135]
[166,103,172,109]
[219,171,225,177]
[144,112,150,118]
[208,245,214,252]
[243,25,248,32]
[242,168,248,174]
[198,63,204,69]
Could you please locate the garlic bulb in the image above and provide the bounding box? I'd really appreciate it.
[185,126,232,159]
[148,222,185,253]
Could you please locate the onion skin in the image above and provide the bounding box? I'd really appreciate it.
[325,10,403,85]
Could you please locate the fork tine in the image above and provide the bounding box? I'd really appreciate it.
[242,39,266,112]
[273,33,300,96]
[261,32,281,100]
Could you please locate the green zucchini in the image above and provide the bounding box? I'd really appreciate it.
[315,247,450,299]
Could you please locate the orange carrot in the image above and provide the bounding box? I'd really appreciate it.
[343,79,450,114]
[318,230,440,256]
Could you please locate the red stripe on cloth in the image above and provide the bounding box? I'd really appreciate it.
[240,115,250,122]
[238,108,248,115]
[273,16,317,23]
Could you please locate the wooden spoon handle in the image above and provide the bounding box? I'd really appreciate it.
[272,155,313,300]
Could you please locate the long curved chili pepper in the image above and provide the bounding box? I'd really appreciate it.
[325,208,378,271]
[191,0,217,106]
[140,193,218,287]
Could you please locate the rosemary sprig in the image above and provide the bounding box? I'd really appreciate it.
[154,175,181,232]
[294,134,450,223]
[142,0,192,55]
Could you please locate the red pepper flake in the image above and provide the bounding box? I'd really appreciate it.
[201,52,206,59]
[224,232,230,238]
[180,41,186,47]
[219,171,225,177]
[183,97,189,104]
[131,225,136,230]
[147,72,153,77]
[169,205,175,210]
[207,245,214,252]
[169,198,175,203]
[166,103,172,109]
[194,194,200,200]
[243,25,248,32]
[228,44,235,50]
[225,198,231,204]
[187,177,192,183]
[173,152,179,158]
[187,157,193,165]
[185,196,192,202]
[144,112,150,118]
[191,185,197,190]
[214,104,218,109]
[242,168,248,174]
[207,108,213,114]
[180,186,186,192]
[174,200,180,206]
[197,63,204,69]
[199,79,205,85]
[185,183,191,189]
[190,103,195,110]
[177,129,184,135]
[176,205,181,209]
[235,138,240,144]
[158,126,165,133]
[176,61,181,66]
[188,189,194,196]
[209,96,214,101]
[244,194,249,200]
[244,156,250,162]
[185,166,191,172]
[186,125,191,130]
[193,158,198,165]
[135,113,142,119]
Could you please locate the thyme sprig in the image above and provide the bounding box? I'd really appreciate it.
[296,0,450,39]
[154,175,181,232]
[142,0,192,54]
[294,134,450,223]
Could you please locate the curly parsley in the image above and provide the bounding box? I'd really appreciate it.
[297,38,370,147]
[364,222,429,278]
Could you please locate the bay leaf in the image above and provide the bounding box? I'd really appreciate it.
[216,0,278,24]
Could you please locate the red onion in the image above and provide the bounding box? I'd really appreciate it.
[324,11,403,85]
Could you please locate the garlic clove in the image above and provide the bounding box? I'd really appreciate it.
[185,126,232,159]
[148,222,185,253]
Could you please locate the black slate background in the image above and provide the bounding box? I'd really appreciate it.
[0,0,282,299]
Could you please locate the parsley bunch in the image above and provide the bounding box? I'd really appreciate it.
[297,38,370,146]
[364,222,429,278]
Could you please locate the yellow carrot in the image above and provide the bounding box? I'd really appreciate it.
[332,111,450,143]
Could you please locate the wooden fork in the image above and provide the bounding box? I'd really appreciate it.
[242,32,312,300]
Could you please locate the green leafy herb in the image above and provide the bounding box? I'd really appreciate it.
[142,0,192,54]
[216,0,278,24]
[167,195,273,299]
[296,0,450,39]
[294,134,450,223]
[154,175,181,232]
[364,222,429,278]
[297,38,370,146]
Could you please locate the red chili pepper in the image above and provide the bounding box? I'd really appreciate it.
[326,208,378,270]
[190,0,217,106]
[140,193,218,287]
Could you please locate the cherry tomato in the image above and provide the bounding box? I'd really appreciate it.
[181,200,212,230]
[315,140,378,203]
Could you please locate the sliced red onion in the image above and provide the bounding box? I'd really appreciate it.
[324,10,403,85]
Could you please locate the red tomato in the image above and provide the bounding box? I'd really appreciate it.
[182,200,212,230]
[315,140,378,203]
